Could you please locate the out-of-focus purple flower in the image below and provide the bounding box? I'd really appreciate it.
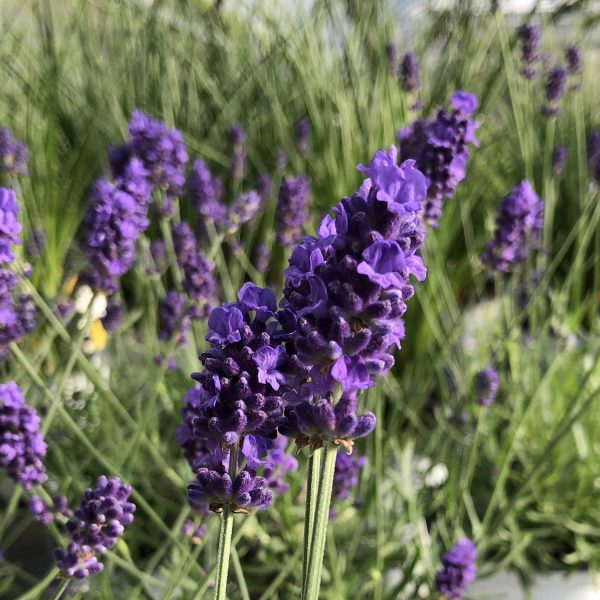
[30,495,53,525]
[275,176,311,247]
[332,452,366,503]
[518,23,541,79]
[552,146,567,177]
[587,132,600,182]
[81,180,148,293]
[435,538,477,599]
[475,367,499,407]
[171,222,216,316]
[188,467,272,513]
[101,298,124,332]
[114,110,188,196]
[400,52,420,92]
[55,476,135,579]
[256,174,273,201]
[15,294,36,335]
[541,66,567,116]
[0,128,29,176]
[182,519,207,544]
[0,188,22,263]
[189,159,226,230]
[481,180,543,273]
[262,435,298,494]
[54,494,72,517]
[26,227,46,260]
[295,118,311,155]
[276,150,288,172]
[226,190,262,234]
[398,92,479,227]
[0,381,47,489]
[159,290,190,345]
[254,244,269,273]
[230,124,246,181]
[385,42,399,75]
[149,240,166,274]
[566,45,582,76]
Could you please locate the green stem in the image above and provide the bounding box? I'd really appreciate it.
[213,443,239,600]
[18,568,61,600]
[231,546,251,600]
[301,448,323,594]
[302,444,338,600]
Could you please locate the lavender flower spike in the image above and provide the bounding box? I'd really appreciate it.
[435,538,477,599]
[0,128,29,175]
[541,66,567,116]
[275,175,311,247]
[54,476,135,579]
[475,367,499,407]
[481,180,543,274]
[0,381,47,489]
[295,118,311,155]
[400,52,420,93]
[518,23,541,79]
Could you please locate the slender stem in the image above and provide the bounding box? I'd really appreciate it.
[49,578,70,600]
[302,444,338,600]
[230,546,251,600]
[213,443,239,600]
[301,448,323,595]
[18,568,61,600]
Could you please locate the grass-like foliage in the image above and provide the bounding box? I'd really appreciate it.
[0,1,599,598]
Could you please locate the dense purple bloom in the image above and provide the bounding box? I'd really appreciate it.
[295,118,311,155]
[80,180,148,293]
[566,45,582,76]
[55,476,135,579]
[159,290,190,344]
[230,124,246,181]
[282,147,426,399]
[226,190,262,234]
[385,42,399,75]
[0,188,22,263]
[332,452,366,503]
[541,66,567,116]
[189,159,226,229]
[275,176,311,246]
[518,23,541,79]
[0,381,47,489]
[400,52,420,92]
[188,467,272,513]
[188,284,290,450]
[552,146,567,177]
[398,92,479,227]
[588,132,600,182]
[481,181,543,273]
[113,110,188,196]
[435,538,477,599]
[30,495,53,525]
[0,128,29,175]
[475,367,499,407]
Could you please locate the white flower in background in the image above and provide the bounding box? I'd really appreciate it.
[424,463,449,488]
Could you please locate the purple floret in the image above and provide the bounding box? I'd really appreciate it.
[0,188,22,264]
[189,159,226,230]
[481,180,543,273]
[0,128,29,175]
[398,92,479,227]
[400,52,420,92]
[518,23,541,79]
[435,538,477,599]
[54,475,136,579]
[566,45,582,76]
[0,381,47,489]
[275,175,311,247]
[541,66,567,116]
[475,367,499,407]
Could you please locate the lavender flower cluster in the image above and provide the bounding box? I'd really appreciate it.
[481,180,543,273]
[330,452,366,518]
[398,92,479,227]
[435,538,477,599]
[0,128,29,176]
[55,476,136,579]
[0,381,46,489]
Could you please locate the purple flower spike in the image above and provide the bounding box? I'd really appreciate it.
[159,290,190,345]
[566,45,582,76]
[541,66,567,116]
[226,190,262,234]
[475,367,499,407]
[295,118,311,155]
[0,188,22,264]
[0,128,29,175]
[588,132,600,183]
[229,124,246,181]
[262,435,298,494]
[435,538,477,599]
[30,495,53,525]
[330,452,366,517]
[552,146,567,177]
[276,176,311,247]
[54,476,135,579]
[400,52,420,92]
[0,381,46,489]
[189,159,226,230]
[188,467,272,513]
[518,23,541,79]
[399,92,479,227]
[481,180,543,274]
